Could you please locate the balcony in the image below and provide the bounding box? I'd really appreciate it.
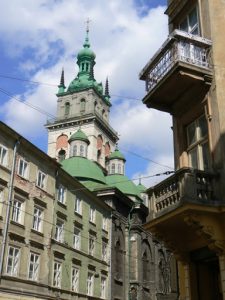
[149,167,217,218]
[140,30,212,115]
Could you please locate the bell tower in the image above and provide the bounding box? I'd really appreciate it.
[45,26,118,168]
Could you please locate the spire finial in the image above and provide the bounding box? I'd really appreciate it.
[84,18,91,48]
[105,77,109,96]
[139,177,141,185]
[86,17,91,34]
[60,68,65,87]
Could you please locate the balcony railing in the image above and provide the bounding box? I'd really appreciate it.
[140,30,212,94]
[149,168,216,216]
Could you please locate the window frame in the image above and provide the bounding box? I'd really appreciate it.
[102,241,108,261]
[6,246,20,276]
[75,197,82,215]
[100,276,107,299]
[89,234,95,256]
[0,144,8,167]
[55,219,64,243]
[71,267,79,292]
[17,157,29,179]
[87,272,94,296]
[32,206,43,232]
[53,261,62,288]
[179,5,200,35]
[73,227,81,250]
[89,207,95,223]
[36,170,47,190]
[57,185,66,205]
[186,115,210,170]
[12,199,23,224]
[28,252,40,281]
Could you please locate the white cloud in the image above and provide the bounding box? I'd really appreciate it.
[0,0,172,179]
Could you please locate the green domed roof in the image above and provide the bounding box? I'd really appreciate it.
[62,157,106,184]
[136,183,147,193]
[77,40,96,60]
[106,174,140,197]
[68,129,90,144]
[108,148,126,161]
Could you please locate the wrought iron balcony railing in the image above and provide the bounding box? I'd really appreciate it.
[140,30,212,94]
[149,168,216,217]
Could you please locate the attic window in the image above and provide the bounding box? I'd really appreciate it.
[65,102,70,116]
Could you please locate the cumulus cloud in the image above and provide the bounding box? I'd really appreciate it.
[0,0,172,182]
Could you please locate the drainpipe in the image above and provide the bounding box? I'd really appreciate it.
[108,212,113,300]
[0,139,20,280]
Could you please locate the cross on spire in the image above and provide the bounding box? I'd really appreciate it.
[85,18,91,34]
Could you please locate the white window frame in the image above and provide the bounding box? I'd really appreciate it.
[53,261,61,288]
[28,252,40,281]
[32,206,43,232]
[12,199,23,224]
[55,219,64,243]
[102,242,108,261]
[57,185,66,204]
[75,197,82,215]
[36,170,47,190]
[87,272,94,296]
[0,144,8,167]
[0,189,4,216]
[17,157,29,179]
[73,227,81,250]
[89,208,95,223]
[101,277,107,299]
[179,6,200,35]
[89,235,95,256]
[6,246,20,276]
[71,267,79,292]
[186,115,209,170]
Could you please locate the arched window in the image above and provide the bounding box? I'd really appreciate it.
[73,145,77,157]
[80,145,84,157]
[58,149,66,162]
[142,251,149,282]
[115,241,122,279]
[81,63,85,71]
[102,109,105,117]
[94,101,97,111]
[105,142,110,158]
[65,102,70,116]
[118,164,121,174]
[111,163,115,174]
[80,99,86,112]
[86,63,89,71]
[56,134,68,151]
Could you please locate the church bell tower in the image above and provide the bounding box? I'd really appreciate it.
[45,25,118,168]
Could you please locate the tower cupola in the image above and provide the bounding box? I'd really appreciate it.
[68,128,90,158]
[107,146,126,175]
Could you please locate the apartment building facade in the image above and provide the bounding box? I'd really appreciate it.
[140,0,225,299]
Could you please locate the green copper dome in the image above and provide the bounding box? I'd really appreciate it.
[62,157,106,184]
[136,183,147,193]
[68,129,90,144]
[106,174,141,197]
[77,36,96,60]
[108,148,126,161]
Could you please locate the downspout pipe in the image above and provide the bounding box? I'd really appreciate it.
[0,138,20,280]
[128,204,135,300]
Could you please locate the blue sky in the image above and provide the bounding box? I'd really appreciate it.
[0,0,173,186]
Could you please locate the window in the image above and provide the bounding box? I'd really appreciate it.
[73,145,77,156]
[0,190,4,216]
[58,149,66,162]
[0,145,8,167]
[28,252,40,281]
[33,206,43,232]
[36,170,46,189]
[53,261,61,288]
[179,6,199,35]
[186,115,209,170]
[57,185,66,204]
[65,102,70,116]
[12,199,23,224]
[89,208,95,223]
[102,242,108,261]
[75,197,82,215]
[87,272,94,296]
[80,145,84,157]
[73,227,81,250]
[6,246,20,276]
[101,277,106,299]
[71,267,79,292]
[142,251,150,283]
[111,163,115,174]
[102,216,107,231]
[55,220,64,243]
[17,157,29,179]
[89,235,95,256]
[80,99,86,112]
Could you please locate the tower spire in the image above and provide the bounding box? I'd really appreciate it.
[84,18,91,48]
[57,68,66,95]
[105,77,109,96]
